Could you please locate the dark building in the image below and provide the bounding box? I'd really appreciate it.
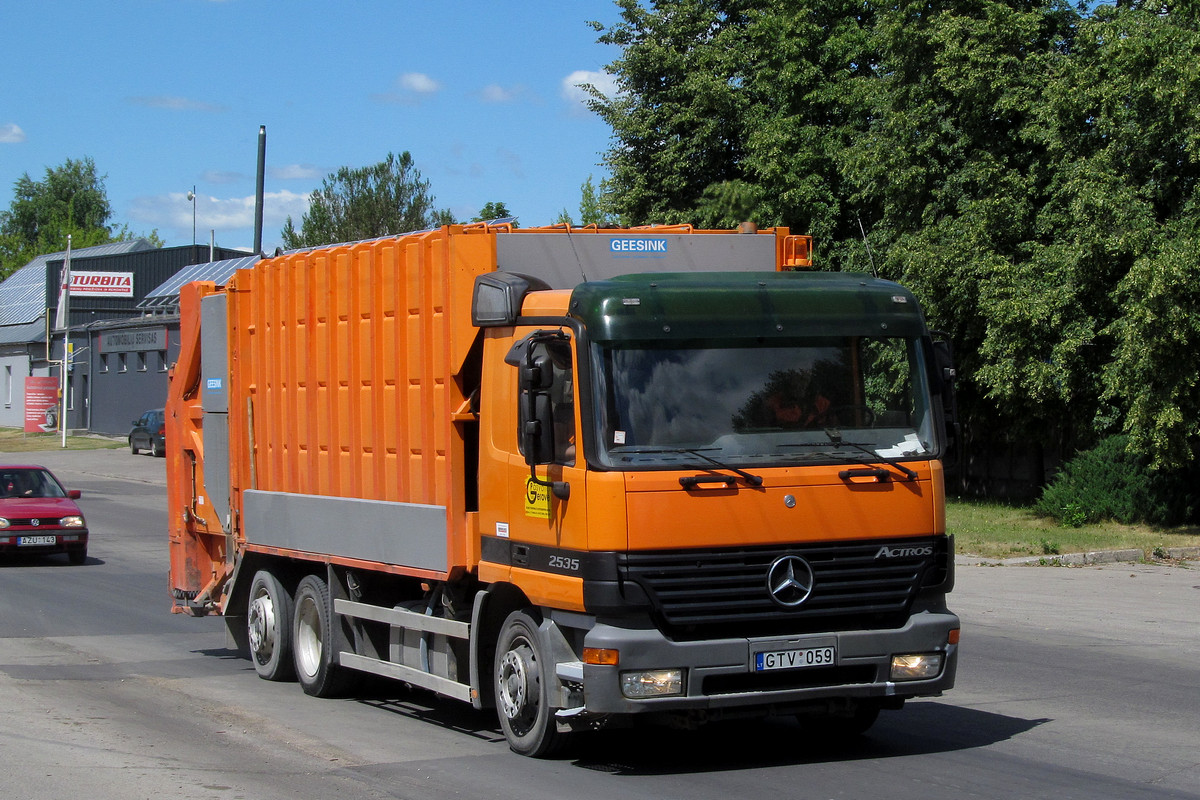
[78,252,257,436]
[0,242,251,436]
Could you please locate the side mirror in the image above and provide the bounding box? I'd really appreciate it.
[510,331,572,501]
[521,392,557,467]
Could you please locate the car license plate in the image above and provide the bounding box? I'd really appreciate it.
[18,535,57,546]
[754,646,836,672]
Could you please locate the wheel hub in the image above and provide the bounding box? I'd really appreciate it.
[498,650,528,719]
[247,595,274,658]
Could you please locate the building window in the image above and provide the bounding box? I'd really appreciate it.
[158,350,169,372]
[119,353,127,373]
[100,354,109,373]
[4,365,10,406]
[137,352,147,372]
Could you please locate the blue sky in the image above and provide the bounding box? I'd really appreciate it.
[1,1,621,255]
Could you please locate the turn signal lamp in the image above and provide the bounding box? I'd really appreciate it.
[583,647,619,666]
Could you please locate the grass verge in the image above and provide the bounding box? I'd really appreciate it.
[949,497,1199,561]
[0,427,124,453]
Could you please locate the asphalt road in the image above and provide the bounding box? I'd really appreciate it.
[1,447,1197,799]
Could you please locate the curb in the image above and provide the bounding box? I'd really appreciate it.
[958,546,1200,567]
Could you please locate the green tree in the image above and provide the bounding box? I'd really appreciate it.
[588,0,755,226]
[472,201,513,222]
[281,152,453,249]
[0,157,125,276]
[555,176,616,227]
[590,0,1200,489]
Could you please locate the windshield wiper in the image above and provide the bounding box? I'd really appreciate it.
[823,428,918,481]
[641,447,764,488]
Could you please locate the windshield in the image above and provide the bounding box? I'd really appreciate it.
[0,468,68,498]
[590,336,937,470]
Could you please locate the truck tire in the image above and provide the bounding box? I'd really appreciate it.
[292,574,353,697]
[247,570,295,681]
[494,609,567,758]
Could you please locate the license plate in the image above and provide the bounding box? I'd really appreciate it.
[754,646,836,672]
[18,535,57,546]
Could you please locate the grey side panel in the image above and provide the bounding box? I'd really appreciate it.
[200,294,229,414]
[203,415,231,529]
[243,489,449,572]
[496,232,779,289]
[199,293,232,528]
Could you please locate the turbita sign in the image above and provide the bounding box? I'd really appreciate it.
[67,271,134,298]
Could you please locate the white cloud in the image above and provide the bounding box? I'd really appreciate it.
[561,70,617,110]
[270,163,324,181]
[130,189,309,245]
[400,72,441,93]
[201,169,245,184]
[127,95,226,113]
[373,72,443,105]
[0,123,26,143]
[480,84,521,104]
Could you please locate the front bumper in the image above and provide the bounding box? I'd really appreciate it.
[0,530,88,558]
[574,609,958,716]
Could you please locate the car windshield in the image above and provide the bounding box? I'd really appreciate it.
[590,335,938,470]
[0,468,68,499]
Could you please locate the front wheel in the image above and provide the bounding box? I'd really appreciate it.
[292,574,353,697]
[247,570,295,681]
[494,609,568,758]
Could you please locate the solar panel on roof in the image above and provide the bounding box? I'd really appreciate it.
[0,240,152,326]
[138,255,260,308]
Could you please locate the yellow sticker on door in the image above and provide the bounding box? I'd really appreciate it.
[524,477,550,519]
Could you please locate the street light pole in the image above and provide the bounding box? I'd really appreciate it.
[187,186,197,246]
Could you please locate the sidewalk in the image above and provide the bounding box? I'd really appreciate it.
[7,445,167,487]
[956,547,1200,567]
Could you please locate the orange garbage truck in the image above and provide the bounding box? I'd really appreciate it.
[167,223,959,756]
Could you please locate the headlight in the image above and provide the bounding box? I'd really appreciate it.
[60,516,85,528]
[890,653,943,681]
[0,517,9,529]
[621,668,684,698]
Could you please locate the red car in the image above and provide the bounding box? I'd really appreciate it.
[0,465,88,565]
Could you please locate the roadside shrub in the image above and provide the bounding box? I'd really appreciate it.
[1035,436,1199,526]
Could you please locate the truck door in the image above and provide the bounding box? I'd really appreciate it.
[478,327,589,607]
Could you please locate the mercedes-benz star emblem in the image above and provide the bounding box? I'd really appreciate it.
[766,555,815,608]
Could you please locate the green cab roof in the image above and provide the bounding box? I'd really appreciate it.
[568,271,929,342]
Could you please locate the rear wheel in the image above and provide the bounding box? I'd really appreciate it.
[494,609,567,757]
[151,438,164,457]
[292,574,353,697]
[247,570,295,681]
